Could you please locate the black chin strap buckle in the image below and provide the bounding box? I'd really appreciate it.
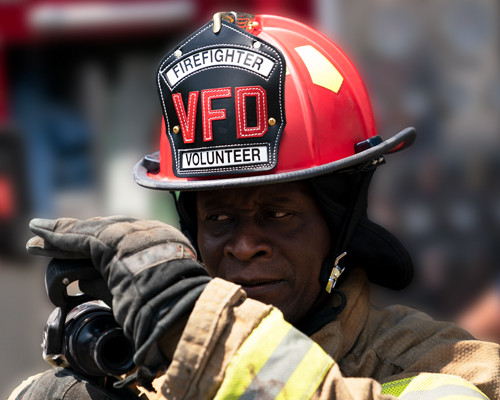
[325,252,347,293]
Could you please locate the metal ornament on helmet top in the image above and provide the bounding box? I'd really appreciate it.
[134,12,415,191]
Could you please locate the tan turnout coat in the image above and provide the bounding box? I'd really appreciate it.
[149,268,500,400]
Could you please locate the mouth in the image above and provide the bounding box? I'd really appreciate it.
[233,279,285,298]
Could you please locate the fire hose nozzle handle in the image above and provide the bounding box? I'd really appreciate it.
[45,258,100,308]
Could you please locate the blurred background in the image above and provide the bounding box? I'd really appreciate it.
[0,0,499,396]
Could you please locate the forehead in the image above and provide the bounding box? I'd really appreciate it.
[196,181,316,210]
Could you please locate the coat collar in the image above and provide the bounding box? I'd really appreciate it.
[310,267,371,360]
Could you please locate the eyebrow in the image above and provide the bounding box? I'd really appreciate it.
[197,195,300,211]
[261,196,297,206]
[196,194,230,210]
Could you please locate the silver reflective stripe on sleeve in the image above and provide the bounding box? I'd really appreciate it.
[214,309,334,400]
[400,384,488,400]
[239,327,314,400]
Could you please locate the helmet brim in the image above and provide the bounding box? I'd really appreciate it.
[134,127,416,192]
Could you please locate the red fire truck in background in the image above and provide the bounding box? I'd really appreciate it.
[0,0,311,259]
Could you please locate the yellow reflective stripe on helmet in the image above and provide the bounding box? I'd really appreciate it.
[214,308,334,400]
[383,373,489,400]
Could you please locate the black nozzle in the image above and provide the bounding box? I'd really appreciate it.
[63,303,134,377]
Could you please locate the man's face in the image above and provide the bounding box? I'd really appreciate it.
[196,181,331,325]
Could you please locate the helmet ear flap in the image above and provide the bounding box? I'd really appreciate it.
[173,192,200,260]
[308,171,413,290]
[347,220,413,290]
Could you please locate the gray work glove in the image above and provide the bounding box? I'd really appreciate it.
[27,216,211,388]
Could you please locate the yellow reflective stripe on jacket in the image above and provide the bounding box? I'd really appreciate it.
[214,308,334,400]
[382,373,489,399]
[382,377,416,397]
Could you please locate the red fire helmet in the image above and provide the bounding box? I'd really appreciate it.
[133,12,416,290]
[134,12,415,191]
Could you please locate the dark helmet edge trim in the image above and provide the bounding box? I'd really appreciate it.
[133,127,416,191]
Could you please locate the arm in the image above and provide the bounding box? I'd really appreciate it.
[153,279,492,400]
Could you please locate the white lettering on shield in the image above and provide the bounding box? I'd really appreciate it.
[180,146,268,170]
[165,47,275,86]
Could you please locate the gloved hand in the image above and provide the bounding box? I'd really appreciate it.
[27,216,211,387]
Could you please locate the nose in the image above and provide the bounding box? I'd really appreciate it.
[224,218,272,262]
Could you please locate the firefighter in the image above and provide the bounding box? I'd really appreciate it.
[10,12,500,400]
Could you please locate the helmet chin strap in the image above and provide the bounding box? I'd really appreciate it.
[323,161,380,293]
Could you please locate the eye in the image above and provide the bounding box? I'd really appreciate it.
[207,214,231,221]
[266,211,289,218]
